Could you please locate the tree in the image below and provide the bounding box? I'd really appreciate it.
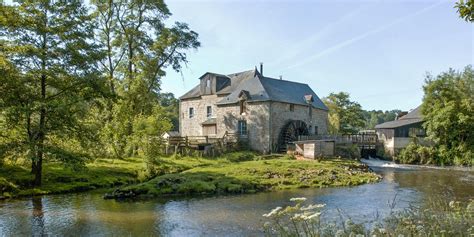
[455,0,474,22]
[159,92,180,131]
[91,1,199,158]
[0,1,106,185]
[323,92,365,134]
[362,109,401,129]
[422,66,474,165]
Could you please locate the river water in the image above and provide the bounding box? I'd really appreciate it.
[0,159,473,236]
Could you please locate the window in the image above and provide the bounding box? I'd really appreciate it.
[206,106,212,118]
[238,120,247,136]
[189,107,194,118]
[290,104,294,112]
[206,78,211,88]
[314,126,318,135]
[240,101,246,115]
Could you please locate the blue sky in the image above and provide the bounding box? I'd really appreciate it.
[162,0,473,111]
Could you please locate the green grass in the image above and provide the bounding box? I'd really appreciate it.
[111,154,380,198]
[0,157,146,198]
[0,152,380,199]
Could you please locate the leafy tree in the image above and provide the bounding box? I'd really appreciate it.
[455,0,474,22]
[323,92,365,134]
[159,92,180,131]
[362,109,401,129]
[0,1,107,185]
[422,66,474,165]
[91,1,199,158]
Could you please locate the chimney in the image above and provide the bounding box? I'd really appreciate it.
[260,62,263,76]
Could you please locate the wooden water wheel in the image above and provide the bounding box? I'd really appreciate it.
[277,120,309,152]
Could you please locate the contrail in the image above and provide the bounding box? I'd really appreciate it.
[284,0,446,70]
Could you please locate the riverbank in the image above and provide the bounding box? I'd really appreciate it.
[0,152,380,199]
[106,153,380,199]
[0,158,146,199]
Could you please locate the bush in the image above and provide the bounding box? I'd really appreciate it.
[397,142,437,165]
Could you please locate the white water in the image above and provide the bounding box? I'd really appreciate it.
[361,157,474,171]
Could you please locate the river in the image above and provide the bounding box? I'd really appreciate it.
[1,159,473,236]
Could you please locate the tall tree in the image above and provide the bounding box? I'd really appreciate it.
[422,66,474,165]
[323,92,365,134]
[91,0,200,158]
[0,1,106,185]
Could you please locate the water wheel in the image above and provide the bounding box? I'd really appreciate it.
[277,120,309,152]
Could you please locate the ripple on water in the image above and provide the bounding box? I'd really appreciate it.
[0,165,473,236]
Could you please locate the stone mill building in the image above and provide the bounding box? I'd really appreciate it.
[179,65,329,153]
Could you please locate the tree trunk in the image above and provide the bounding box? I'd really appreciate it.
[33,72,47,186]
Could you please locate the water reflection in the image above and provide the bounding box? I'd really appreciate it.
[0,166,472,236]
[31,197,45,236]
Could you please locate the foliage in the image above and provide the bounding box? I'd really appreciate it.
[90,0,199,159]
[362,109,401,129]
[0,0,199,186]
[323,92,365,134]
[262,197,474,236]
[421,66,474,166]
[455,0,474,22]
[0,1,107,185]
[397,141,437,165]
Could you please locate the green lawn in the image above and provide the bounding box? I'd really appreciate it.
[0,152,380,199]
[0,158,145,198]
[110,153,380,198]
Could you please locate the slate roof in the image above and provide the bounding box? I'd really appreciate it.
[179,67,328,110]
[375,106,423,129]
[216,75,328,110]
[179,70,257,100]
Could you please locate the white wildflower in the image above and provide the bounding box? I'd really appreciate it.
[301,203,325,210]
[263,206,282,217]
[291,213,305,220]
[306,212,321,220]
[290,197,307,202]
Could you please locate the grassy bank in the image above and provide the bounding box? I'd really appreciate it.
[0,152,380,199]
[0,158,145,198]
[108,153,380,198]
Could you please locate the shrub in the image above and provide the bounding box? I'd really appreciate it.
[398,142,437,165]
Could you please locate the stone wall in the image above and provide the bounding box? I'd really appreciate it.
[216,102,271,152]
[180,98,328,154]
[179,95,224,137]
[270,101,328,149]
[381,136,432,157]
